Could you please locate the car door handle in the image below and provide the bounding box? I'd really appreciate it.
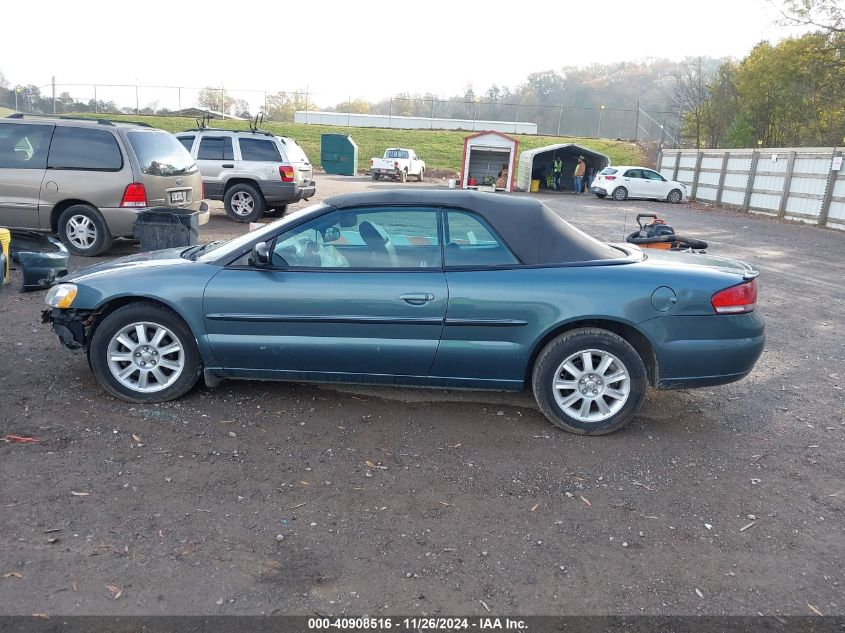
[398,293,434,305]
[222,163,234,168]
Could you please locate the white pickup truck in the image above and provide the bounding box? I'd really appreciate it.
[370,148,426,182]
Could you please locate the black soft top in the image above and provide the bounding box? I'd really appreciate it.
[325,190,620,265]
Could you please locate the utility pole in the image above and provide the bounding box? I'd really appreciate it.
[51,76,56,114]
[135,81,140,115]
[14,86,20,112]
[634,100,640,142]
[178,87,182,115]
[557,105,563,136]
[597,104,605,138]
[94,85,98,114]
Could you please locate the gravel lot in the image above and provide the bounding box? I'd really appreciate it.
[0,175,843,616]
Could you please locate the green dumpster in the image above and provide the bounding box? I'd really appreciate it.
[321,133,358,176]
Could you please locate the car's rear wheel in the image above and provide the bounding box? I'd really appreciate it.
[417,168,424,182]
[89,302,201,403]
[667,189,683,204]
[58,205,113,257]
[612,187,628,201]
[399,169,408,183]
[371,172,380,181]
[531,328,646,435]
[263,205,288,218]
[224,184,265,223]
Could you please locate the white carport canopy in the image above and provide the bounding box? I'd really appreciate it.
[517,143,611,192]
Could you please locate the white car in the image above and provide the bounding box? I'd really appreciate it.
[591,166,687,203]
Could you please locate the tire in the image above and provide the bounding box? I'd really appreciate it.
[595,193,607,199]
[531,328,647,435]
[224,183,265,223]
[611,187,628,201]
[89,302,201,403]
[58,205,113,257]
[263,205,288,218]
[667,189,683,204]
[371,172,380,181]
[417,168,424,182]
[399,169,408,183]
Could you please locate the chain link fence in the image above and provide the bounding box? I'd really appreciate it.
[1,81,681,145]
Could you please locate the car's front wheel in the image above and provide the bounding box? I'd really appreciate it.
[531,328,647,435]
[224,184,265,222]
[667,189,683,204]
[58,205,113,256]
[89,302,201,403]
[611,187,628,201]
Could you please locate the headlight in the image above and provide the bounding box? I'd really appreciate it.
[45,283,78,309]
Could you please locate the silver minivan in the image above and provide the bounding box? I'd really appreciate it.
[0,114,209,256]
[176,128,315,223]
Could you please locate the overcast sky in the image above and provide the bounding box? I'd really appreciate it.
[1,0,801,109]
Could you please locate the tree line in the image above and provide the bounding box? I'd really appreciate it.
[675,0,845,148]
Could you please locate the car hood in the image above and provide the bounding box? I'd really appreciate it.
[641,248,758,278]
[64,247,192,283]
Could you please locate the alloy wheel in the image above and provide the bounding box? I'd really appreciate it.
[106,321,185,393]
[231,191,255,216]
[552,348,630,423]
[66,214,97,249]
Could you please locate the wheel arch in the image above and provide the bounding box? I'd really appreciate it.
[525,318,658,388]
[51,199,99,232]
[88,296,200,355]
[224,178,263,197]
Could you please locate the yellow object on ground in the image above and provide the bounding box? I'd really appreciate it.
[0,228,10,284]
[530,179,541,193]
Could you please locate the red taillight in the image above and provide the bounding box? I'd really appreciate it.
[279,165,295,183]
[711,279,757,314]
[370,159,374,166]
[394,161,399,168]
[120,183,147,208]
[605,175,617,180]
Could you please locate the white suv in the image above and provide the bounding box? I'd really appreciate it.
[176,128,315,222]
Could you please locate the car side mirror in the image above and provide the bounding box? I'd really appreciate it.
[249,241,271,268]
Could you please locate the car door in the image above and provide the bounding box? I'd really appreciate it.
[621,168,646,198]
[641,168,670,200]
[0,122,52,228]
[195,135,234,199]
[429,208,529,387]
[202,206,447,378]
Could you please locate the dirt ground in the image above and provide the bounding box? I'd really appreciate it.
[0,175,843,616]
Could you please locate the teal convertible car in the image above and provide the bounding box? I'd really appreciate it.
[43,190,764,435]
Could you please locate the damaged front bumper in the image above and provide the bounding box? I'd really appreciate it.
[42,308,93,350]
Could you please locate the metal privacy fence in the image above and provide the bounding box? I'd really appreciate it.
[658,148,845,231]
[1,81,681,143]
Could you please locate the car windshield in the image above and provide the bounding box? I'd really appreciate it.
[127,130,198,177]
[196,203,331,263]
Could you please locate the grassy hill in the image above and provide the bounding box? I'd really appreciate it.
[68,113,647,176]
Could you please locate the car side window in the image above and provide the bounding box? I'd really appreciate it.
[177,136,194,152]
[47,127,123,171]
[197,136,233,160]
[0,123,52,169]
[623,169,643,178]
[444,209,519,268]
[643,169,665,181]
[239,138,281,162]
[270,207,441,269]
